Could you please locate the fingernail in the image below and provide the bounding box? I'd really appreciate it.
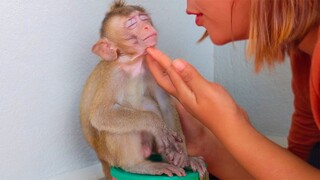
[173,60,185,72]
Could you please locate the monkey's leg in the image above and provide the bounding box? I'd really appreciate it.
[93,131,113,180]
[105,132,186,177]
[101,160,112,180]
[141,131,153,158]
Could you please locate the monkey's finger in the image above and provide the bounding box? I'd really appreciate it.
[174,155,183,167]
[190,158,207,179]
[173,141,182,153]
[156,170,172,177]
[190,160,197,172]
[163,137,170,149]
[166,151,174,162]
[181,155,189,168]
[196,158,207,174]
[169,129,183,143]
[166,166,186,177]
[166,134,182,153]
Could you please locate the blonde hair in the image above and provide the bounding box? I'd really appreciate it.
[247,0,320,71]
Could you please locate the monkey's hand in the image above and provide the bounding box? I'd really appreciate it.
[188,156,207,180]
[154,128,183,155]
[164,146,189,168]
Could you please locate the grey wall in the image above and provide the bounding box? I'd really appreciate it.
[214,41,292,136]
[0,0,292,179]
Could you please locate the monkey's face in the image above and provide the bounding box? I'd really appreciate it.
[109,11,158,56]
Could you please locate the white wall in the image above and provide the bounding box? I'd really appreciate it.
[214,41,293,136]
[0,0,212,179]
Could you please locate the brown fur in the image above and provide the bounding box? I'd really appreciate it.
[80,1,207,179]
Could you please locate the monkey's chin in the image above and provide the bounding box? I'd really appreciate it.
[146,41,157,48]
[147,44,156,48]
[142,43,156,55]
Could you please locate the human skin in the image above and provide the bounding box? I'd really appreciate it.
[146,0,320,178]
[186,0,250,45]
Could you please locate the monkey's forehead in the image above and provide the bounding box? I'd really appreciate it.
[107,11,148,28]
[105,18,131,40]
[108,17,127,28]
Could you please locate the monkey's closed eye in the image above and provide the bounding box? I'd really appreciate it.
[139,14,150,22]
[124,36,138,44]
[126,18,137,29]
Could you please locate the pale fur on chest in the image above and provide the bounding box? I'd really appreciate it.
[124,74,147,107]
[116,58,151,108]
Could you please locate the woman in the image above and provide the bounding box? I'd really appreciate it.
[146,0,320,179]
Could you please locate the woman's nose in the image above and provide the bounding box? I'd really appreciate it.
[186,0,199,15]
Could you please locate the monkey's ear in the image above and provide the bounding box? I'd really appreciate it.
[92,38,118,61]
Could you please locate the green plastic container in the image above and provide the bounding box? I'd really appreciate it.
[110,167,200,180]
[110,154,204,180]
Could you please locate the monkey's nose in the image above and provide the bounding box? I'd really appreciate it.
[144,26,149,30]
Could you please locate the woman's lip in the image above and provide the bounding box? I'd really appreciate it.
[186,10,201,16]
[195,14,203,26]
[186,11,203,26]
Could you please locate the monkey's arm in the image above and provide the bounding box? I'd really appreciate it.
[90,103,166,133]
[89,91,182,153]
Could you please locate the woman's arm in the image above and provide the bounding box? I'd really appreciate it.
[146,47,320,179]
[175,100,253,179]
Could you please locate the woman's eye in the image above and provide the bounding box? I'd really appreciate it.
[125,18,137,29]
[139,15,149,21]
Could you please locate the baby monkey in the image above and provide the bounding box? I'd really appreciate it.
[80,0,207,179]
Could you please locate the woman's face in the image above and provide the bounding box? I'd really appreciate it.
[186,0,251,45]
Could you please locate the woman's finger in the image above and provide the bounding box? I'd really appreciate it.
[172,59,209,96]
[146,47,172,69]
[147,48,194,99]
[146,54,176,95]
[147,48,208,94]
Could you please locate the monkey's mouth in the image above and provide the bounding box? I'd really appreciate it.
[143,33,157,41]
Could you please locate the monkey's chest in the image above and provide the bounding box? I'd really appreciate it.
[123,77,147,107]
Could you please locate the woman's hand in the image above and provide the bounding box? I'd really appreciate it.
[175,99,252,178]
[174,99,211,156]
[146,48,256,178]
[145,47,320,179]
[146,47,243,126]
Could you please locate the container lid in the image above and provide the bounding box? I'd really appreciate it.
[110,167,199,180]
[110,154,200,180]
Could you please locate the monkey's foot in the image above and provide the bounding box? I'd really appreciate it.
[123,161,186,177]
[188,156,207,179]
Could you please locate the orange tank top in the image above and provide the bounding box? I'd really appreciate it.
[288,30,320,160]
